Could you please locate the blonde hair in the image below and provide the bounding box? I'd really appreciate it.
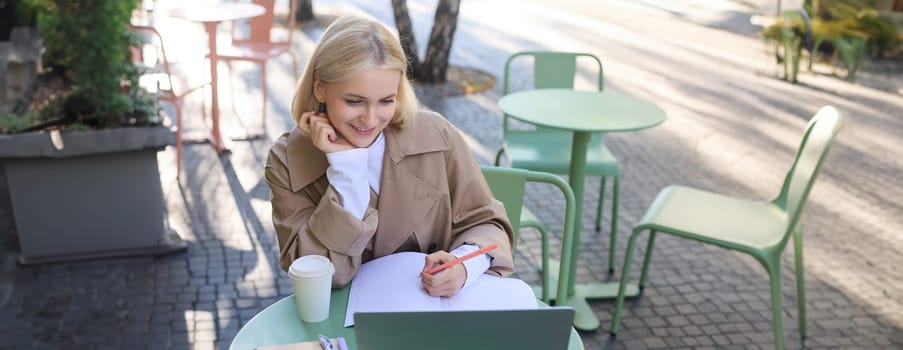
[291,15,418,129]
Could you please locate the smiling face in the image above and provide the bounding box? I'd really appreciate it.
[314,67,401,148]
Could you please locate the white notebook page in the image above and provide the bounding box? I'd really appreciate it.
[344,251,538,327]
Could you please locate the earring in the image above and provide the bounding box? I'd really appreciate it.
[317,102,326,113]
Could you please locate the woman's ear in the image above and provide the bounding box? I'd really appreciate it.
[313,79,325,103]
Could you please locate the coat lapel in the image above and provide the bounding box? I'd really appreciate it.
[373,114,449,255]
[285,128,329,192]
[373,158,440,256]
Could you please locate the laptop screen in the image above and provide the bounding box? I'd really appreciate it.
[354,307,575,350]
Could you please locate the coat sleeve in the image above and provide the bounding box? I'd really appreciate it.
[265,140,379,287]
[440,121,515,277]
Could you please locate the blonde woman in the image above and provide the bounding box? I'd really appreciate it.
[266,15,513,297]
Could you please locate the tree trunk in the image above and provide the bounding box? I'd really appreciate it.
[294,0,313,22]
[391,0,421,79]
[0,1,15,41]
[419,0,460,83]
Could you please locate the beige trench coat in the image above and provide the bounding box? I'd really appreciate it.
[265,110,514,287]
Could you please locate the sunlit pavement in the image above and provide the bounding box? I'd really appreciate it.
[1,0,901,349]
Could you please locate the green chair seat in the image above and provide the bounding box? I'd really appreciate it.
[639,186,787,249]
[610,106,844,350]
[505,130,620,175]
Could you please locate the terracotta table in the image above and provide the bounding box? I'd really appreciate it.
[168,3,265,153]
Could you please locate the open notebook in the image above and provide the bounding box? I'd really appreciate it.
[344,251,538,327]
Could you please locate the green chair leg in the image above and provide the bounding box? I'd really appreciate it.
[595,177,606,233]
[610,227,643,335]
[541,223,550,304]
[523,222,551,304]
[608,176,620,272]
[639,230,656,290]
[793,224,807,338]
[521,218,551,304]
[768,261,785,350]
[836,35,866,82]
[593,175,619,273]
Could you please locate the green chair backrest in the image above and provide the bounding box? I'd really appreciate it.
[774,106,843,246]
[501,51,604,133]
[481,167,528,236]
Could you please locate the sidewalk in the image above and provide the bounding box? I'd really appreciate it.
[2,0,902,349]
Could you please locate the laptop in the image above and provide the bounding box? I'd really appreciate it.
[353,307,575,350]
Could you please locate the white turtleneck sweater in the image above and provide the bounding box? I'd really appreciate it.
[324,132,489,288]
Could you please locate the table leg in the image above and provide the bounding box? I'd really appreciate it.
[555,131,640,332]
[203,22,227,153]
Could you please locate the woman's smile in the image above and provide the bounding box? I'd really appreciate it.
[350,123,376,135]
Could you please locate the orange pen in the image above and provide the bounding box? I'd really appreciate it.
[425,243,499,275]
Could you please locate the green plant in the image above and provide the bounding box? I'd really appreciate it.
[2,0,160,134]
[0,112,36,134]
[15,0,38,27]
[814,1,899,53]
[763,0,900,82]
[855,10,900,55]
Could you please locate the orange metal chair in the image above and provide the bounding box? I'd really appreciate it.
[130,25,209,178]
[219,0,299,133]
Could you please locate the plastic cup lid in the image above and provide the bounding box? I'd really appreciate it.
[288,255,335,279]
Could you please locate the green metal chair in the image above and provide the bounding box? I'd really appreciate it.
[610,106,844,350]
[494,51,622,272]
[479,166,576,305]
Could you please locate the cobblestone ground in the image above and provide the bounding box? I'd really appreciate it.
[1,0,901,349]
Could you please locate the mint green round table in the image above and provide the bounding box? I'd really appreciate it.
[498,89,667,331]
[229,285,585,349]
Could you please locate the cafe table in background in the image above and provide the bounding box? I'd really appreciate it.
[498,88,667,331]
[167,2,265,153]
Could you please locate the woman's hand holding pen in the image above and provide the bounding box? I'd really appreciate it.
[420,251,467,297]
[298,111,354,153]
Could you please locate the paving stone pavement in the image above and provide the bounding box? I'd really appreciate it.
[2,0,902,349]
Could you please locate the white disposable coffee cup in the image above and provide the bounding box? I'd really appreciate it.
[288,255,335,323]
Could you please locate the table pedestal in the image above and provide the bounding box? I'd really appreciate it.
[539,260,640,331]
[556,131,641,331]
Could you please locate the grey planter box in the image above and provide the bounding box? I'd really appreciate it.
[0,126,186,264]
